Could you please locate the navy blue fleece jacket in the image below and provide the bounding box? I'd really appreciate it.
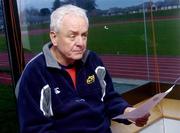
[15,42,131,133]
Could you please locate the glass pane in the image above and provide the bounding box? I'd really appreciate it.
[16,0,180,132]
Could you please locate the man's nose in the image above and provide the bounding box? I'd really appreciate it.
[76,36,84,46]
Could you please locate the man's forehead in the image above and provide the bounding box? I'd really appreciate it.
[62,13,87,25]
[61,14,88,32]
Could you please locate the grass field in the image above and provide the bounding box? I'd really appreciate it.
[0,85,19,133]
[88,19,180,55]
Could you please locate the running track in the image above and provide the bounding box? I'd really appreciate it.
[0,53,180,85]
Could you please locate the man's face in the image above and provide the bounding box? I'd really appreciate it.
[50,14,88,65]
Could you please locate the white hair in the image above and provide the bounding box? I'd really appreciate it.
[50,4,89,33]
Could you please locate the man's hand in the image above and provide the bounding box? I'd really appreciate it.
[124,107,150,127]
[134,113,150,127]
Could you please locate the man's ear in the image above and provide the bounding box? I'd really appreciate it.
[50,31,58,46]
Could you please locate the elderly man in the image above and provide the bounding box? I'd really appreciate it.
[16,4,149,133]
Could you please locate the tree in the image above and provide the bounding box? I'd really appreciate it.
[52,0,62,11]
[82,0,96,12]
[65,0,96,12]
[40,8,51,16]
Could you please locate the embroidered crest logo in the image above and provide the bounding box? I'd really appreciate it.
[86,75,95,84]
[54,87,61,94]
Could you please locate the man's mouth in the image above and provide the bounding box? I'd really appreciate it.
[73,50,84,53]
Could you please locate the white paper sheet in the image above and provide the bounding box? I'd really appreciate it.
[113,85,175,120]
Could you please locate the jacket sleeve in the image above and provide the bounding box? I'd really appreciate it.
[103,70,132,124]
[89,51,132,124]
[16,65,55,133]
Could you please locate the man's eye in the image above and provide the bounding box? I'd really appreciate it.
[68,35,76,41]
[70,35,75,38]
[82,34,88,39]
